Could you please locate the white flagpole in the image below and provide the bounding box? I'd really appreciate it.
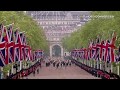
[89,60,91,67]
[94,60,96,68]
[111,63,113,73]
[97,60,99,69]
[105,61,107,71]
[85,60,86,65]
[20,61,22,70]
[0,67,3,79]
[90,60,93,67]
[117,62,119,76]
[83,59,84,64]
[84,59,85,64]
[11,63,14,74]
[87,60,88,66]
[99,58,101,70]
[88,60,89,66]
[90,60,91,67]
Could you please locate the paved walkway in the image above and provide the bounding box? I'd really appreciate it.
[26,62,99,79]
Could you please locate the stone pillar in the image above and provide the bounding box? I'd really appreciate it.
[61,46,64,57]
[50,45,52,57]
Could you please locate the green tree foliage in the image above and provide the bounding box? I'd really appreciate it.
[0,11,49,53]
[0,11,49,74]
[62,11,120,52]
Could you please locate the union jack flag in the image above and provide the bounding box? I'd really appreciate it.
[95,36,100,61]
[5,25,14,63]
[0,24,6,66]
[30,51,34,62]
[38,50,43,59]
[1,24,14,65]
[91,41,96,60]
[32,51,35,61]
[79,49,83,59]
[71,50,75,58]
[100,38,115,63]
[29,47,32,60]
[108,32,117,63]
[80,49,84,59]
[34,51,37,60]
[24,47,29,60]
[83,48,86,60]
[19,32,26,61]
[86,48,89,60]
[106,40,111,63]
[101,41,106,61]
[88,41,92,60]
[24,46,31,61]
[14,30,20,62]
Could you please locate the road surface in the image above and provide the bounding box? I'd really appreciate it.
[25,62,99,79]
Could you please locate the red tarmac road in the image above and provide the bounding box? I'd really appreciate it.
[26,62,99,79]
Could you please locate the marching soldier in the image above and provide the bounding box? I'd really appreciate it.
[37,68,39,74]
[56,62,59,69]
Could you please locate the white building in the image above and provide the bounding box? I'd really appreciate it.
[26,11,91,57]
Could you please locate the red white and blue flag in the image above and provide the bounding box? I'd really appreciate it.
[14,30,20,62]
[19,32,26,61]
[5,25,14,63]
[0,24,6,66]
[91,41,97,60]
[108,32,117,63]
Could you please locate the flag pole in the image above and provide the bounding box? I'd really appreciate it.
[0,67,3,79]
[88,60,89,66]
[105,61,107,71]
[90,59,93,67]
[20,60,22,70]
[110,31,116,73]
[86,60,88,66]
[19,48,22,70]
[11,63,14,74]
[87,59,89,66]
[90,55,92,66]
[117,62,120,76]
[97,60,99,69]
[87,60,89,66]
[111,63,113,73]
[99,59,101,70]
[91,60,93,67]
[94,59,96,68]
